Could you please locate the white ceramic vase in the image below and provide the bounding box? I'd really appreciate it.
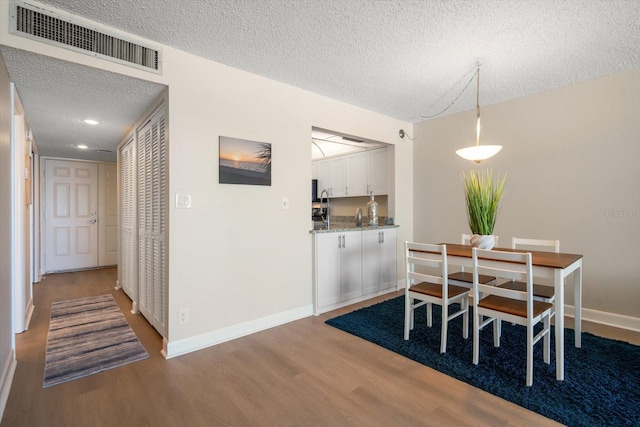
[470,234,495,250]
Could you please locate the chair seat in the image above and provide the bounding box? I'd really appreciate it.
[498,280,555,300]
[448,271,496,285]
[410,281,469,299]
[478,295,553,318]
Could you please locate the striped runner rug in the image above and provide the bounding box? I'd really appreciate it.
[43,294,149,388]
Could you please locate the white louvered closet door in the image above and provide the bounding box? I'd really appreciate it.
[119,137,137,305]
[137,106,167,337]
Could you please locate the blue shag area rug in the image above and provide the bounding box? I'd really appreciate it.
[325,296,640,427]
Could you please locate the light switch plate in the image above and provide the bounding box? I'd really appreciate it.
[281,196,290,209]
[176,194,192,209]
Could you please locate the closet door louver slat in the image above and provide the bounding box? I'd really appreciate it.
[136,106,167,337]
[119,137,137,303]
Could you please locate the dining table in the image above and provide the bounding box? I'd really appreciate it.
[443,243,583,381]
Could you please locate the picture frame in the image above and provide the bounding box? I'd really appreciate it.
[219,136,272,186]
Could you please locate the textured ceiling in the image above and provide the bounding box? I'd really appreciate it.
[0,46,166,161]
[2,0,640,161]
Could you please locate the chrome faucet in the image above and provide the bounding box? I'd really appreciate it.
[319,189,330,229]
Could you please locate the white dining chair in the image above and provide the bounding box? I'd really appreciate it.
[497,237,560,320]
[472,248,552,386]
[405,242,469,353]
[448,234,499,288]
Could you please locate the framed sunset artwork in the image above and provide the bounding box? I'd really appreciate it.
[219,136,272,186]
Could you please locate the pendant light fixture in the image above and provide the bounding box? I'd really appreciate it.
[455,62,502,163]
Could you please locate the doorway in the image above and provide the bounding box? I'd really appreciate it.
[43,158,117,273]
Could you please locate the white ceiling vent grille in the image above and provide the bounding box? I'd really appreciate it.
[10,1,161,73]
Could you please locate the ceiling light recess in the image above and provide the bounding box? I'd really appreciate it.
[455,62,502,163]
[83,119,99,125]
[77,144,88,149]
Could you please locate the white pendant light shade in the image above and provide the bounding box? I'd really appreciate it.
[456,144,502,163]
[455,63,502,163]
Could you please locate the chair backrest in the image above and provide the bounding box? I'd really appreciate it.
[472,247,534,307]
[405,242,447,288]
[511,237,559,253]
[460,234,498,273]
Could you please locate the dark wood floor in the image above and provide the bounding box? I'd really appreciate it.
[2,268,638,426]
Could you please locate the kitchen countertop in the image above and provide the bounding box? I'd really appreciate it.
[310,216,398,233]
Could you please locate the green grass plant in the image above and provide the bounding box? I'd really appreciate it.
[462,169,507,235]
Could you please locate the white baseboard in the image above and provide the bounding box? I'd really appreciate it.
[0,349,17,422]
[162,304,314,359]
[24,300,34,331]
[565,305,640,332]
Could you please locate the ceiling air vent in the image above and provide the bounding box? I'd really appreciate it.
[10,1,161,73]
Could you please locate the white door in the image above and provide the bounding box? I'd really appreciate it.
[315,233,342,310]
[361,229,381,295]
[346,153,366,196]
[119,137,137,304]
[44,159,98,272]
[98,163,118,266]
[341,231,362,300]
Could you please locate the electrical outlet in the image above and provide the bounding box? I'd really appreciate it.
[178,308,189,325]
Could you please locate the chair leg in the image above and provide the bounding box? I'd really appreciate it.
[410,299,415,330]
[493,319,501,347]
[440,308,448,353]
[526,322,534,386]
[404,295,411,340]
[473,309,480,365]
[543,313,550,364]
[427,302,433,327]
[462,297,469,339]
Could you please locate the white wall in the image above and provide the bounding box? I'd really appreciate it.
[162,46,413,353]
[414,68,640,320]
[0,49,16,421]
[0,9,414,356]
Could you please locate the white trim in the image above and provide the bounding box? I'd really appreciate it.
[314,287,397,316]
[22,297,34,331]
[0,349,17,421]
[162,304,314,359]
[565,305,640,333]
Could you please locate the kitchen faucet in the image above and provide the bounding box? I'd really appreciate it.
[319,189,330,229]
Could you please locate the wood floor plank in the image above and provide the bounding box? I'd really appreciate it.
[2,268,638,426]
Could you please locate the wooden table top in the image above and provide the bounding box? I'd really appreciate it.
[441,243,583,269]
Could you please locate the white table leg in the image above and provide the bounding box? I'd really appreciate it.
[555,269,564,381]
[574,260,582,348]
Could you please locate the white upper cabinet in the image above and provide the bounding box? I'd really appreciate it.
[312,147,388,198]
[332,157,347,197]
[315,159,332,196]
[345,152,367,196]
[366,148,388,195]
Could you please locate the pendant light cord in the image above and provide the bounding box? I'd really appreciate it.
[476,63,481,147]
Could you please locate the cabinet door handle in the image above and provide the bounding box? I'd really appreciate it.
[345,186,348,195]
[342,235,345,248]
[338,235,341,249]
[381,232,384,243]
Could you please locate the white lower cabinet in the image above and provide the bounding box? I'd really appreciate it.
[362,228,397,295]
[314,228,397,315]
[315,231,361,309]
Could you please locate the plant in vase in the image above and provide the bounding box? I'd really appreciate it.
[462,169,507,249]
